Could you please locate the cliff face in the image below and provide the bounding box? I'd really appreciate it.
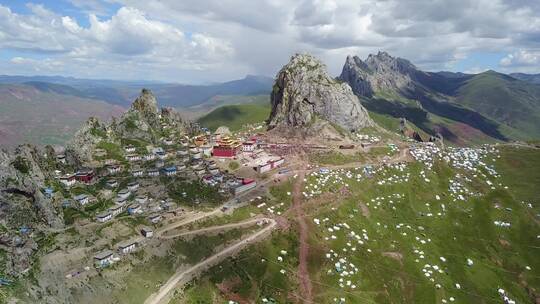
[268,54,374,134]
[0,145,62,277]
[339,51,420,97]
[66,117,108,166]
[0,145,61,229]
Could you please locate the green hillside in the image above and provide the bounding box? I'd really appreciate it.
[454,71,540,138]
[362,95,497,145]
[363,72,540,143]
[341,53,540,143]
[197,102,271,131]
[178,145,540,303]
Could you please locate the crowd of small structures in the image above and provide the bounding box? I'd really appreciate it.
[46,125,288,269]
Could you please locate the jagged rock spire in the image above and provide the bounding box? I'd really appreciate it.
[339,51,419,97]
[268,53,374,133]
[131,88,158,114]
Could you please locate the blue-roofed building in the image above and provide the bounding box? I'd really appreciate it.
[163,166,177,176]
[44,187,54,198]
[74,194,89,205]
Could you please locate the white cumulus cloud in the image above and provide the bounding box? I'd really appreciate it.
[500,50,540,67]
[0,0,539,81]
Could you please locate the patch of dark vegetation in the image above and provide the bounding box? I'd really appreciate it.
[11,156,30,174]
[168,180,224,206]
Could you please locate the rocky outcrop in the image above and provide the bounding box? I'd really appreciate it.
[268,53,374,134]
[66,117,108,165]
[0,145,62,228]
[132,88,159,114]
[0,145,63,277]
[339,51,419,97]
[67,89,189,165]
[115,89,162,142]
[339,56,374,97]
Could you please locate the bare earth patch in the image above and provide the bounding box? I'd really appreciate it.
[358,201,370,217]
[216,277,251,304]
[382,252,403,265]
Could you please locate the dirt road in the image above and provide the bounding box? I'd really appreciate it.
[144,218,277,304]
[291,171,313,303]
[156,210,221,238]
[159,217,266,239]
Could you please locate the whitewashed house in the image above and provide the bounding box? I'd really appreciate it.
[59,174,76,187]
[125,154,141,162]
[141,227,153,238]
[132,169,143,177]
[144,154,156,161]
[107,165,121,174]
[117,240,137,254]
[117,189,131,200]
[148,214,162,224]
[94,250,114,268]
[74,194,89,206]
[242,141,255,152]
[96,212,112,223]
[109,205,123,216]
[136,195,148,204]
[124,145,136,153]
[127,181,140,191]
[147,169,159,177]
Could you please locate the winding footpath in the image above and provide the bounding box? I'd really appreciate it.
[144,218,277,304]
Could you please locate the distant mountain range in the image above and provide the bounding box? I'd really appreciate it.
[1,63,539,147]
[0,83,125,146]
[509,73,540,84]
[0,75,273,147]
[0,74,274,108]
[339,52,540,144]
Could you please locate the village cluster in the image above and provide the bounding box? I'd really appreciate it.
[45,125,291,270]
[53,128,287,222]
[30,115,537,304]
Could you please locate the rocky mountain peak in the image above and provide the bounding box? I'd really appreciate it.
[267,53,374,135]
[287,53,326,71]
[365,51,417,75]
[131,88,158,114]
[339,51,418,97]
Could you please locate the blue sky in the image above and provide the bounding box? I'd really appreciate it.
[0,0,538,83]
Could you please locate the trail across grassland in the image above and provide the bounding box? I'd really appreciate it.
[159,217,267,239]
[291,171,313,303]
[144,218,276,304]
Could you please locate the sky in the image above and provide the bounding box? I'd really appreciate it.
[0,0,539,84]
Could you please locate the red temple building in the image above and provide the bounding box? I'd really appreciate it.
[212,137,241,158]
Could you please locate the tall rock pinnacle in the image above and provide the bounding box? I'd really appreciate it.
[131,88,159,115]
[267,53,374,133]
